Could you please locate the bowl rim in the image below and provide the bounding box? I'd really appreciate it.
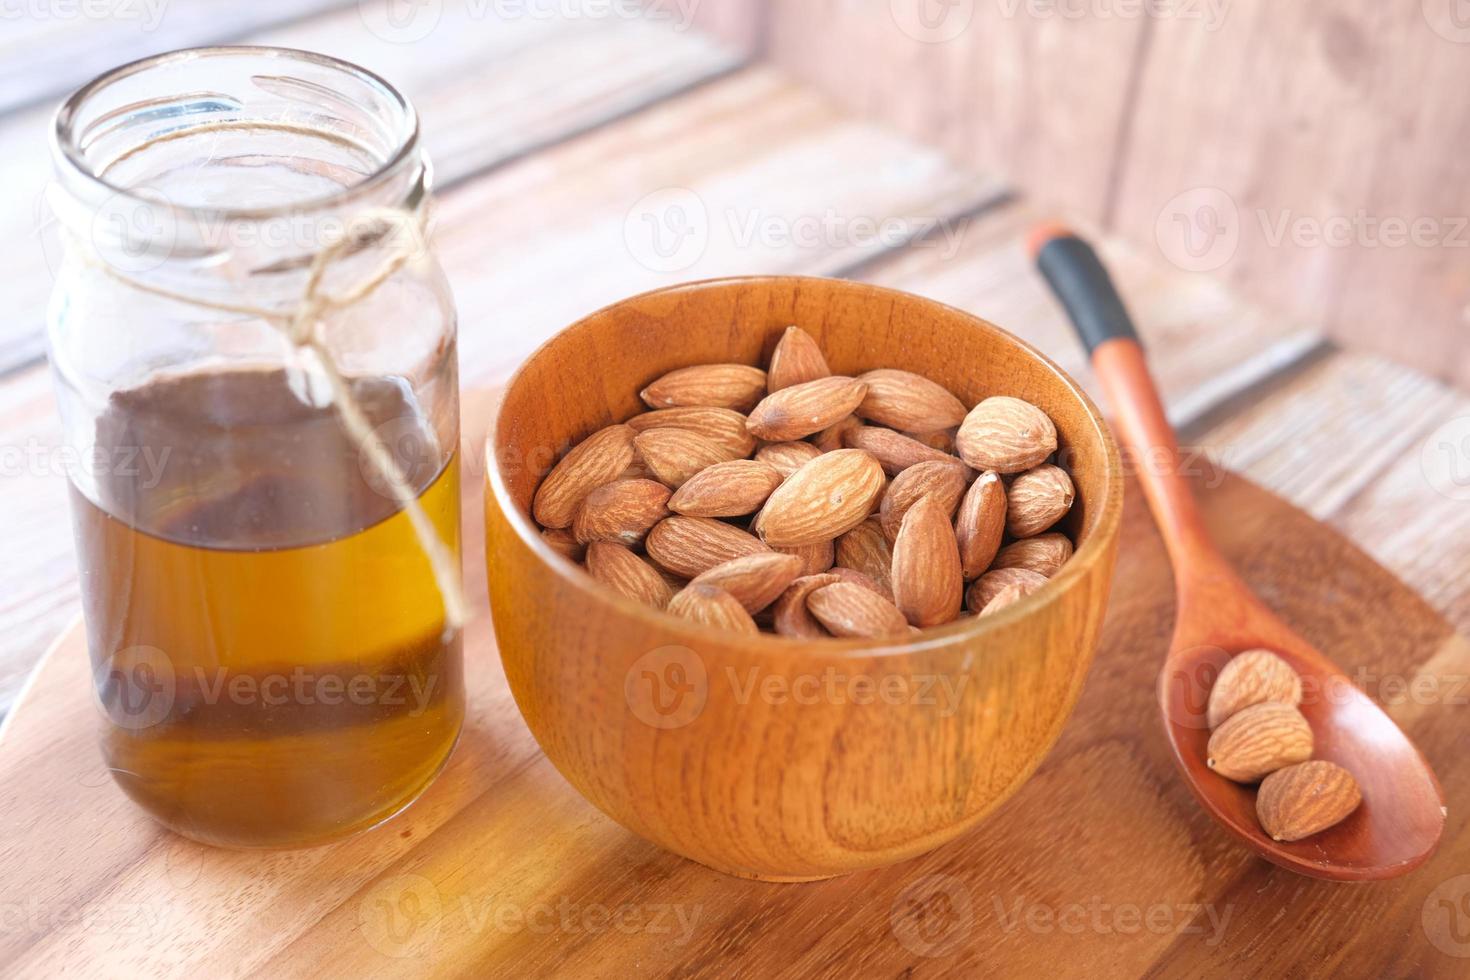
[486,274,1123,658]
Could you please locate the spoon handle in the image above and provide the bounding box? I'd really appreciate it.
[1029,226,1241,604]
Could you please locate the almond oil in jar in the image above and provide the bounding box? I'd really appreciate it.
[73,367,462,848]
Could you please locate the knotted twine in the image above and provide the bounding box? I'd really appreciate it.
[64,199,469,631]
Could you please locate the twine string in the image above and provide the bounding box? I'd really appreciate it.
[72,202,468,631]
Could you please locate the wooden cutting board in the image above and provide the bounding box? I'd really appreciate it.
[2,392,1468,978]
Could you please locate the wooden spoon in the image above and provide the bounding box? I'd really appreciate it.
[1029,224,1445,880]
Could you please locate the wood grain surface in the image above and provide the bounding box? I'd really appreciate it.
[762,0,1470,388]
[2,390,1467,974]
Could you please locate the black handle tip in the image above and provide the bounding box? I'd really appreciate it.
[1029,225,1141,357]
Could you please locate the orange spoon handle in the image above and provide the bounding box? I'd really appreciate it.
[1030,227,1243,610]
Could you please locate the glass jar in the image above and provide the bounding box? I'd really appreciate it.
[47,47,464,848]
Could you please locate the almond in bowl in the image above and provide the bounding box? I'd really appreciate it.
[485,276,1123,880]
[530,326,1080,636]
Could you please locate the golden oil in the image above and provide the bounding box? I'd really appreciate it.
[71,368,463,848]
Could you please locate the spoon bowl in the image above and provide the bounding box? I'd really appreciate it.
[1034,225,1446,880]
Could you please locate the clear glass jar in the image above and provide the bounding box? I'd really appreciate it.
[48,47,463,848]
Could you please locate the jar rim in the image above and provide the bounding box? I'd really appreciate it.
[52,45,423,223]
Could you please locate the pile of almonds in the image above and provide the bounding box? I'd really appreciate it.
[531,326,1077,638]
[1205,650,1362,842]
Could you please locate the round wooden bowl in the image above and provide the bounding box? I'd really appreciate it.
[484,276,1123,880]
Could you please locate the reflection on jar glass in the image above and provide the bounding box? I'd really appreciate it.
[48,46,464,848]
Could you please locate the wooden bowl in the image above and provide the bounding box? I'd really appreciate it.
[484,276,1123,880]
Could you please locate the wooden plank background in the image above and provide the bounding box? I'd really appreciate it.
[760,0,1470,389]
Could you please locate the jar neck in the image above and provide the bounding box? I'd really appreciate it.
[50,47,427,303]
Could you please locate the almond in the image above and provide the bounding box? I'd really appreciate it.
[1207,649,1303,729]
[855,369,967,432]
[626,407,757,458]
[690,552,803,614]
[667,583,759,634]
[585,541,675,609]
[755,440,823,478]
[1005,463,1075,537]
[1256,761,1362,842]
[633,429,737,488]
[967,567,1047,612]
[772,573,841,637]
[773,538,835,577]
[645,516,770,578]
[806,582,909,638]
[835,517,893,594]
[843,425,955,476]
[891,495,963,627]
[641,364,767,412]
[746,376,869,442]
[955,471,1007,579]
[878,458,968,541]
[978,582,1029,618]
[668,460,783,517]
[540,527,585,563]
[955,396,1057,474]
[532,423,636,529]
[829,566,893,601]
[767,325,831,391]
[1206,702,1314,783]
[811,415,861,453]
[991,532,1074,578]
[755,449,885,547]
[572,479,672,545]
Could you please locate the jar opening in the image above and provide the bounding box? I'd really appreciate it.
[52,46,422,222]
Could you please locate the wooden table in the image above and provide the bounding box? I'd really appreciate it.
[2,4,1469,976]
